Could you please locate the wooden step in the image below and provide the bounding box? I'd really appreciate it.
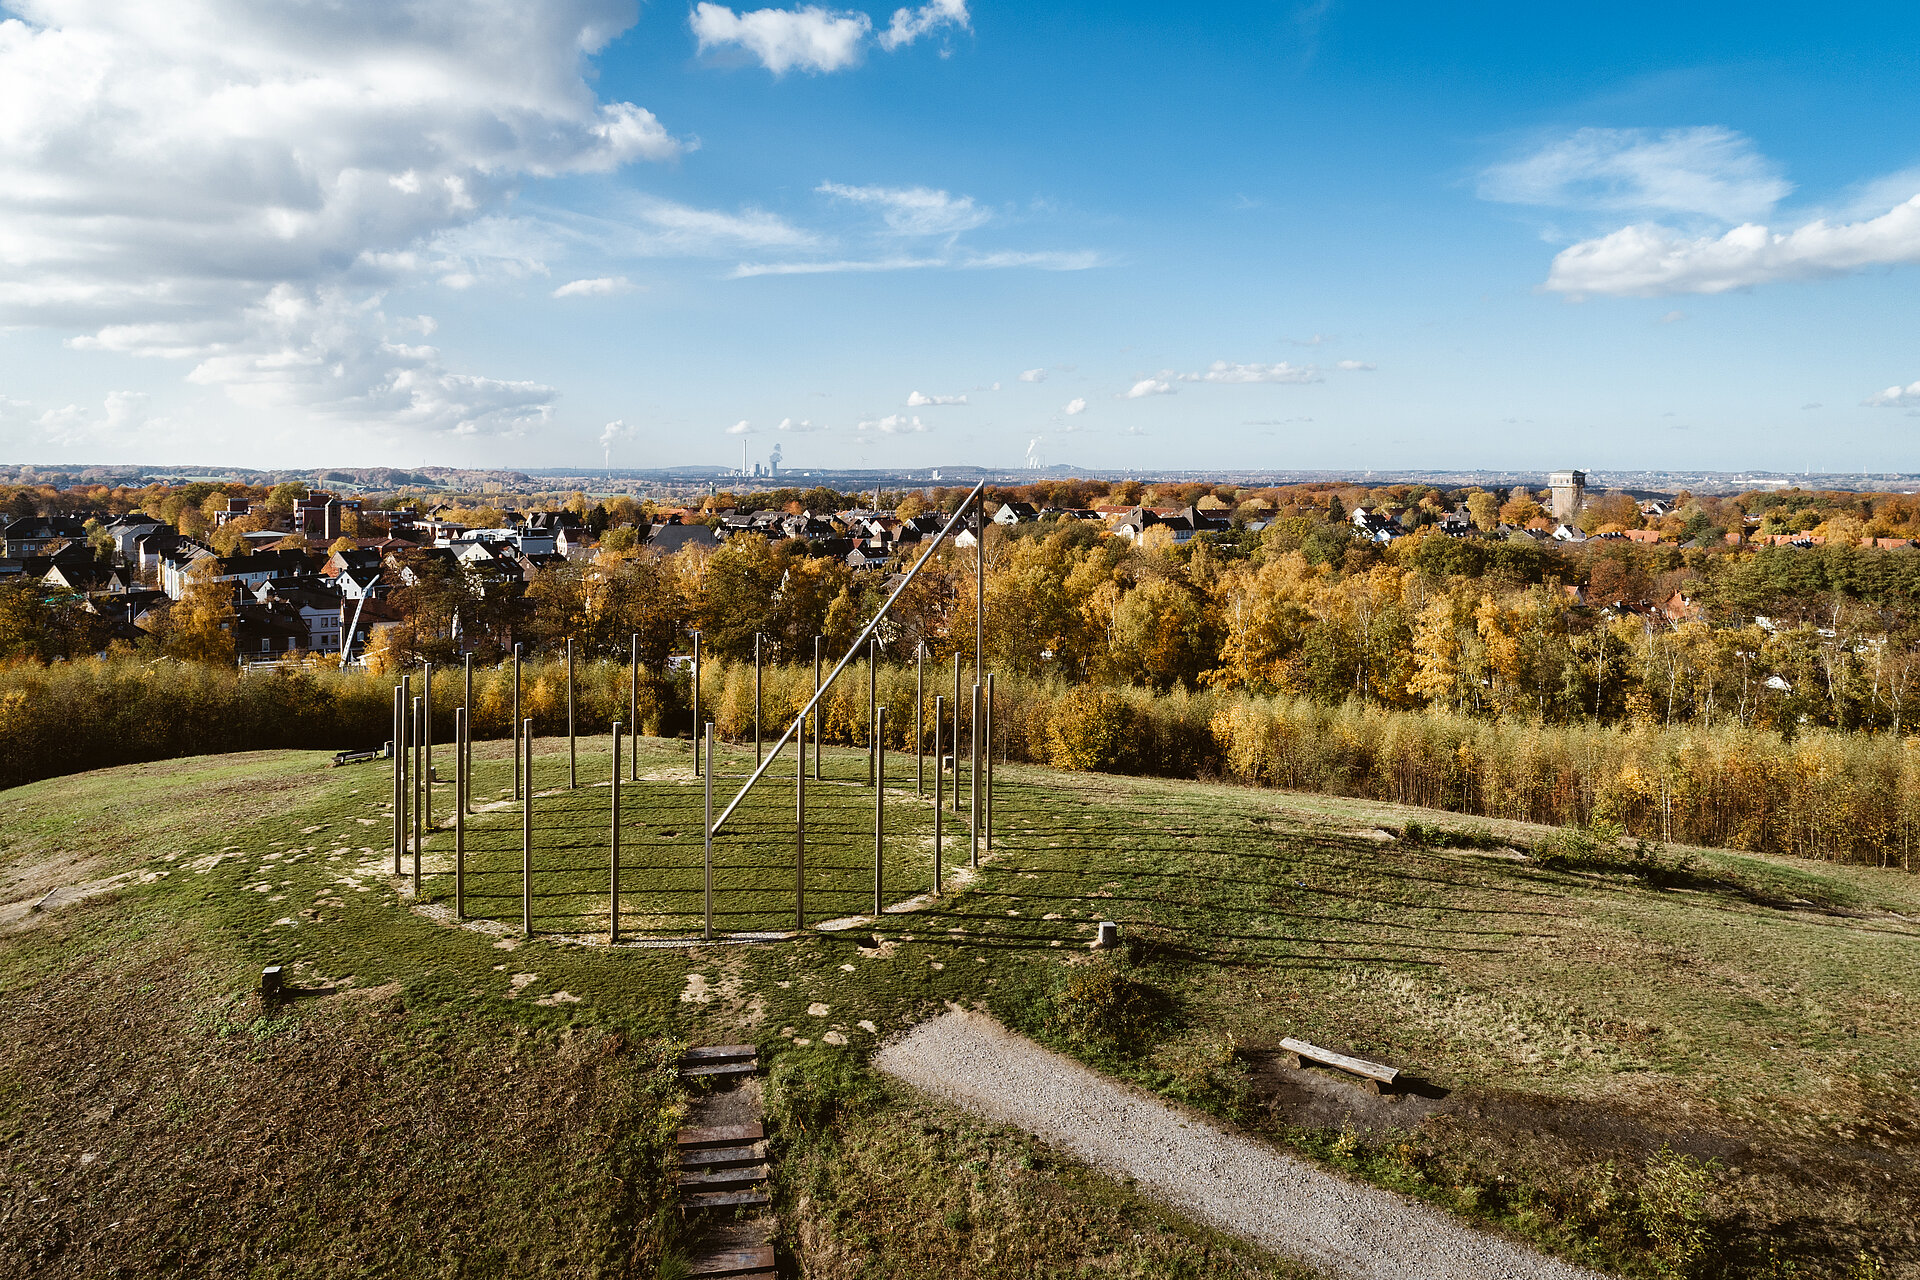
[680,1163,769,1189]
[681,1060,759,1079]
[678,1141,767,1169]
[683,1043,758,1062]
[687,1245,775,1277]
[678,1122,763,1150]
[684,1189,771,1212]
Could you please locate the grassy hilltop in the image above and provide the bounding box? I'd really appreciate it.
[0,738,1915,1278]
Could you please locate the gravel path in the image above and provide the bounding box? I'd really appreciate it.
[874,1008,1609,1280]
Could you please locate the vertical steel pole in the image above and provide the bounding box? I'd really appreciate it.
[970,681,982,868]
[867,637,877,787]
[916,643,924,796]
[795,714,806,931]
[462,653,473,816]
[566,637,576,789]
[975,491,984,678]
[691,631,702,778]
[951,652,962,811]
[521,718,533,935]
[629,632,640,782]
[423,663,432,831]
[512,643,522,801]
[454,707,466,917]
[611,720,622,943]
[985,672,995,852]
[412,696,424,854]
[392,684,405,875]
[702,723,714,942]
[933,696,943,895]
[754,633,762,766]
[873,705,885,915]
[812,635,822,780]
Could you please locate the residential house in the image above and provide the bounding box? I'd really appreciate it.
[256,580,351,653]
[159,546,311,600]
[0,515,87,556]
[991,500,1037,526]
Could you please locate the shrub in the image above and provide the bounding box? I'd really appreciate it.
[1046,686,1138,772]
[1041,958,1173,1055]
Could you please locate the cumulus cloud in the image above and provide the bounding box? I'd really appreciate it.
[1019,368,1047,382]
[726,419,753,434]
[78,285,554,436]
[777,416,823,431]
[1122,378,1173,399]
[690,3,872,74]
[878,0,969,50]
[0,0,677,436]
[1178,361,1321,384]
[1481,126,1791,222]
[1335,359,1375,371]
[553,276,637,298]
[1545,194,1920,296]
[1063,397,1086,415]
[906,390,967,406]
[817,182,990,236]
[1864,381,1920,408]
[857,413,928,433]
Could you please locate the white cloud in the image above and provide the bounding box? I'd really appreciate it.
[990,380,1001,391]
[690,3,872,74]
[1179,361,1321,385]
[1063,397,1087,415]
[818,182,990,236]
[1546,193,1920,296]
[857,413,928,433]
[1480,126,1791,222]
[878,0,969,51]
[1658,310,1688,324]
[79,285,555,436]
[726,419,752,434]
[1122,378,1172,399]
[1865,381,1920,408]
[729,249,1097,277]
[777,416,823,431]
[1019,369,1047,382]
[599,419,632,448]
[906,390,967,406]
[0,0,674,434]
[553,275,637,298]
[1334,359,1375,371]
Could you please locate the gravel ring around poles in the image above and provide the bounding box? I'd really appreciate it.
[873,1008,1612,1280]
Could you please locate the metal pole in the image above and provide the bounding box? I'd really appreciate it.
[874,705,885,915]
[423,662,432,831]
[812,635,822,780]
[392,684,405,875]
[795,714,806,931]
[692,631,702,778]
[629,632,640,782]
[566,637,576,789]
[970,681,981,868]
[412,695,423,854]
[951,652,961,811]
[985,672,995,853]
[455,707,466,917]
[933,696,943,895]
[754,633,762,766]
[462,653,472,816]
[702,723,714,941]
[916,643,924,796]
[867,637,877,787]
[512,643,522,801]
[611,720,622,943]
[521,718,533,935]
[975,490,984,677]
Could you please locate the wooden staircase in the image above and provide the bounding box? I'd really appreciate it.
[677,1044,774,1278]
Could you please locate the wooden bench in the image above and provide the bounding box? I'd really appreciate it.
[332,742,392,767]
[1281,1037,1399,1094]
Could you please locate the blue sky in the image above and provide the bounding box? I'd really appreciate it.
[3,1,1919,473]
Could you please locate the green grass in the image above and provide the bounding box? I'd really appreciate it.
[2,736,1917,1278]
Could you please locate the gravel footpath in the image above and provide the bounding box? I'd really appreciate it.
[874,1008,1609,1280]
